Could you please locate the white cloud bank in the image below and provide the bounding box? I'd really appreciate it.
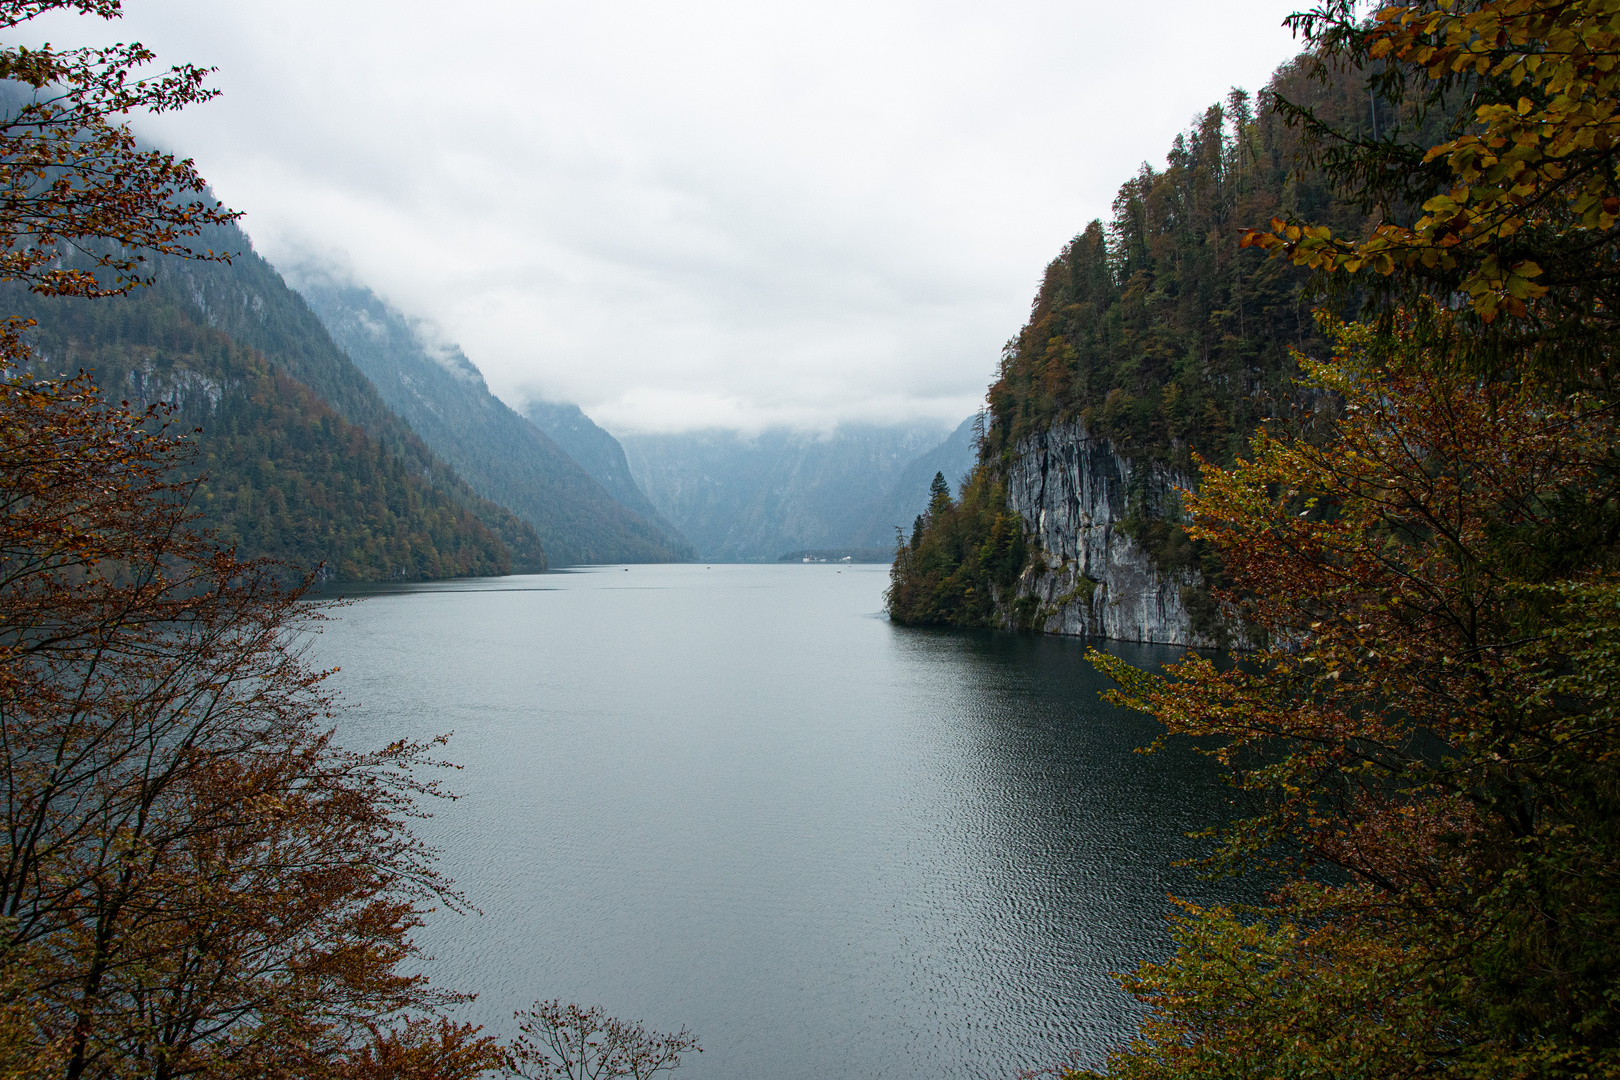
[25,0,1309,433]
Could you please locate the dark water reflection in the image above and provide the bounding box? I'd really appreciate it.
[308,564,1246,1080]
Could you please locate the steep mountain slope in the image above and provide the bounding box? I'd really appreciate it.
[891,55,1401,642]
[286,268,693,565]
[618,423,951,560]
[6,276,523,582]
[521,400,690,547]
[851,415,981,549]
[116,222,547,572]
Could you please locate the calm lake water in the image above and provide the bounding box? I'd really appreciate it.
[308,563,1239,1080]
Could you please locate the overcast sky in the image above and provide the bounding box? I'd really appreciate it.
[29,0,1308,434]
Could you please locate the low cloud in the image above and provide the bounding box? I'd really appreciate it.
[29,0,1306,432]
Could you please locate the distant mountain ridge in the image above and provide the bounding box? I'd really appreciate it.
[618,423,960,561]
[286,266,694,566]
[521,400,689,547]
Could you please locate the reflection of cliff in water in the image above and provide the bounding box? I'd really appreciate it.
[884,629,1260,1057]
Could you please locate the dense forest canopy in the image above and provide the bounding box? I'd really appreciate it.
[889,43,1457,629]
[984,56,1423,470]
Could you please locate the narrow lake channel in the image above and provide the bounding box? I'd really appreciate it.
[309,563,1240,1080]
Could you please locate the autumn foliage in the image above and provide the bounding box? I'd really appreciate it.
[0,1,236,299]
[1079,0,1620,1075]
[1246,0,1620,371]
[0,7,706,1080]
[0,333,506,1080]
[1087,316,1620,1076]
[0,4,508,1078]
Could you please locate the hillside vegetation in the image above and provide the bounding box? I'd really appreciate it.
[5,230,550,580]
[291,270,693,565]
[1074,0,1620,1072]
[890,52,1397,626]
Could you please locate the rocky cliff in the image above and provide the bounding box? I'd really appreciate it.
[994,419,1215,647]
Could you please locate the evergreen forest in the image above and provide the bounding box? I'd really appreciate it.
[903,2,1620,1076]
[7,0,1620,1078]
[890,51,1432,626]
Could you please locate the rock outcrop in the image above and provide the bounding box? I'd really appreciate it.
[994,419,1215,646]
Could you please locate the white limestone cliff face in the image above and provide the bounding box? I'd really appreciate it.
[992,418,1217,646]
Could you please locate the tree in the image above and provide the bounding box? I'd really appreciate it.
[1246,0,1620,377]
[889,465,1027,628]
[0,364,504,1080]
[0,9,698,1080]
[0,5,504,1078]
[0,0,237,299]
[507,1002,699,1080]
[1066,1,1620,1073]
[1081,314,1620,1077]
[890,59,1401,635]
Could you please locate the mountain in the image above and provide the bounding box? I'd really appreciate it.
[890,53,1392,641]
[144,221,547,572]
[851,414,981,549]
[285,267,694,565]
[4,229,542,581]
[618,423,953,561]
[520,400,691,549]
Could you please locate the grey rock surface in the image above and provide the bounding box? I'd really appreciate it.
[996,418,1215,646]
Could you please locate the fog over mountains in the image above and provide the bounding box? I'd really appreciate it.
[283,260,983,566]
[264,255,988,569]
[286,266,695,565]
[618,420,979,561]
[0,104,978,581]
[520,400,687,545]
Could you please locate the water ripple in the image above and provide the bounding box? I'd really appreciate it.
[309,564,1249,1080]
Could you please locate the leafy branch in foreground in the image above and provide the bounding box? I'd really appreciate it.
[0,0,239,297]
[1065,0,1620,1073]
[0,343,506,1080]
[1247,0,1620,374]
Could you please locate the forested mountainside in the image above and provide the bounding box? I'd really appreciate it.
[522,400,690,547]
[890,53,1402,637]
[131,224,543,571]
[620,423,953,561]
[288,268,693,565]
[9,280,520,581]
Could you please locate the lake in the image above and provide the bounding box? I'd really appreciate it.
[309,563,1239,1080]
